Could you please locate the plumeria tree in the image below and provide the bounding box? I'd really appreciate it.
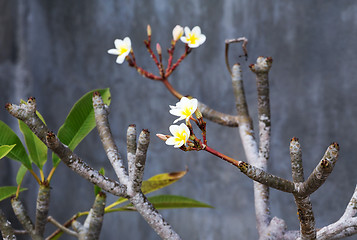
[0,24,356,240]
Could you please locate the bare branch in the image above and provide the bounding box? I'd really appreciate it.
[11,197,41,240]
[231,62,271,233]
[93,92,129,186]
[298,143,340,196]
[294,195,316,240]
[47,216,78,237]
[128,129,150,195]
[35,183,51,237]
[83,192,106,240]
[290,137,305,183]
[130,192,182,240]
[197,102,239,127]
[0,209,16,240]
[127,124,137,173]
[238,161,295,193]
[317,185,357,240]
[225,37,248,75]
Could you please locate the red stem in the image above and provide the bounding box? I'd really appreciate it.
[204,146,241,167]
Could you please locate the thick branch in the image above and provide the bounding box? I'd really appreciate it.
[317,185,357,240]
[127,124,137,177]
[128,130,149,195]
[92,92,129,185]
[6,100,128,198]
[11,197,41,240]
[130,192,181,240]
[196,102,239,127]
[0,209,16,240]
[35,183,51,237]
[237,161,295,193]
[290,137,305,182]
[82,192,106,240]
[297,143,339,196]
[231,63,271,233]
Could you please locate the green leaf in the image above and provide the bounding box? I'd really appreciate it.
[52,88,111,167]
[141,170,187,195]
[108,195,213,212]
[0,121,31,169]
[94,168,105,196]
[16,164,28,185]
[0,144,16,159]
[19,119,47,170]
[106,170,187,210]
[0,186,27,202]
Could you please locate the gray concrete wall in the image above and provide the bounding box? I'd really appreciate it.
[1,0,357,239]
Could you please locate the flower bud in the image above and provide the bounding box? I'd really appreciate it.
[156,133,169,141]
[172,25,183,41]
[147,25,152,37]
[156,43,162,55]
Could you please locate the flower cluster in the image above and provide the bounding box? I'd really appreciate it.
[107,25,205,64]
[156,97,207,150]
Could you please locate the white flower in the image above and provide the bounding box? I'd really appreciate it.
[169,97,198,123]
[180,26,206,48]
[165,123,190,148]
[172,25,184,41]
[107,37,131,64]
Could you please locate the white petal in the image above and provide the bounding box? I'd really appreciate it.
[198,34,206,45]
[169,125,180,135]
[108,49,119,55]
[174,140,184,148]
[180,36,188,44]
[191,26,201,35]
[123,37,131,48]
[184,27,191,37]
[165,137,176,145]
[116,54,126,64]
[114,39,123,49]
[191,99,198,111]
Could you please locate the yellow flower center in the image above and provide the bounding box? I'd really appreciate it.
[176,131,187,142]
[187,33,199,45]
[181,107,193,118]
[119,45,129,55]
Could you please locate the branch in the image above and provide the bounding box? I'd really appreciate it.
[11,197,41,240]
[5,99,128,198]
[231,62,270,233]
[317,185,357,240]
[35,183,51,237]
[290,137,316,239]
[82,192,106,240]
[297,143,339,196]
[225,37,248,75]
[290,137,304,183]
[128,129,149,195]
[197,102,239,127]
[92,92,129,186]
[0,209,16,240]
[130,192,181,240]
[47,216,78,237]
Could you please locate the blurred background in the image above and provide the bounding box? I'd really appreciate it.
[1,0,357,239]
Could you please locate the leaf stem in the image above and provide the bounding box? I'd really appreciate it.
[29,169,41,185]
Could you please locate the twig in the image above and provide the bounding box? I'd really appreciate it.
[225,37,248,75]
[47,216,78,237]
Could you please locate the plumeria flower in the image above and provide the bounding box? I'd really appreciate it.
[165,123,190,148]
[169,97,198,123]
[107,37,131,64]
[180,26,206,48]
[172,25,184,41]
